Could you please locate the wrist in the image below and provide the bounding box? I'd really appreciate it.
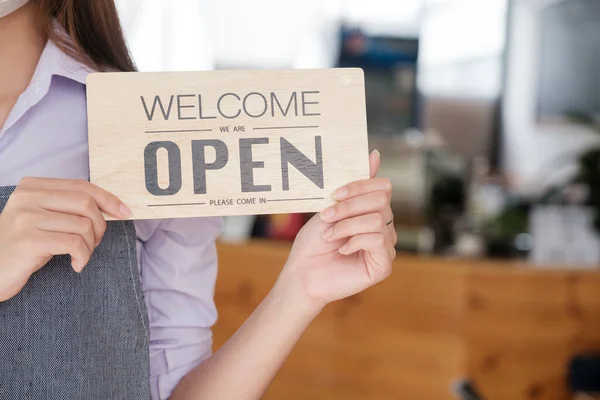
[269,266,325,321]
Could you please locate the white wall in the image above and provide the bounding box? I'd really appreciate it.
[416,0,507,158]
[502,0,600,195]
[419,0,507,99]
[197,0,344,69]
[343,0,423,37]
[116,0,346,70]
[418,0,507,98]
[116,0,426,71]
[116,0,215,71]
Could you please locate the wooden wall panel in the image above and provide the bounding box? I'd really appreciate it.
[466,269,600,400]
[213,241,600,400]
[213,242,468,399]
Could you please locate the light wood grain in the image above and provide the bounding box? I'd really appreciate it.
[213,241,600,400]
[86,69,370,220]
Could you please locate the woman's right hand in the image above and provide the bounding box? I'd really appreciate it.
[0,177,131,302]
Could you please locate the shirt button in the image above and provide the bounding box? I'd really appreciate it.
[35,85,42,95]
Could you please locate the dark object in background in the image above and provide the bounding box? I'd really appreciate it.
[578,148,600,232]
[337,27,419,136]
[429,174,465,253]
[251,214,311,241]
[557,111,600,235]
[251,215,269,238]
[452,379,486,400]
[568,353,600,394]
[481,197,531,259]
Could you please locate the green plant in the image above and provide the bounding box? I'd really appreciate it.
[481,203,528,241]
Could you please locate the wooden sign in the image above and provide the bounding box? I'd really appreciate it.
[86,69,369,220]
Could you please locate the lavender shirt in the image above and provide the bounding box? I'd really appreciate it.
[0,39,221,399]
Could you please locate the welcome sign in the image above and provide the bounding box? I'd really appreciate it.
[86,69,370,220]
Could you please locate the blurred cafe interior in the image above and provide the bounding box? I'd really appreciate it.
[116,0,600,398]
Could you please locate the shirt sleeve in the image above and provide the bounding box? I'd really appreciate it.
[134,216,223,400]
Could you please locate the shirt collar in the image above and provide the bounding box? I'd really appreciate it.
[0,23,96,136]
[33,24,96,87]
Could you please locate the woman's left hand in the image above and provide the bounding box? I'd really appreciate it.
[279,150,396,310]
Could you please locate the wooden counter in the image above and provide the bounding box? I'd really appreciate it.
[212,241,600,400]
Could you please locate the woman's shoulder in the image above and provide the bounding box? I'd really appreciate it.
[0,32,95,186]
[44,31,97,87]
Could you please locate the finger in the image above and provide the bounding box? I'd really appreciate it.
[369,149,381,178]
[332,177,392,202]
[389,223,398,247]
[339,233,393,280]
[19,177,130,219]
[332,220,396,260]
[40,191,107,246]
[320,191,391,224]
[322,213,391,243]
[34,210,96,254]
[39,231,92,272]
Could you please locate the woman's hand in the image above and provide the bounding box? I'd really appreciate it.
[173,151,395,400]
[280,150,396,310]
[0,177,130,302]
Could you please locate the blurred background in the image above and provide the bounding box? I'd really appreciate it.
[114,0,600,398]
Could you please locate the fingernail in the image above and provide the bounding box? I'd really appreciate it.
[119,203,132,218]
[372,149,381,158]
[320,207,335,221]
[333,186,348,200]
[322,227,334,240]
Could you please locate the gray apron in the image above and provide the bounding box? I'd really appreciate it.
[0,185,151,399]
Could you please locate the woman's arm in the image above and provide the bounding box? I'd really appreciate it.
[135,217,221,399]
[170,272,320,400]
[171,150,396,400]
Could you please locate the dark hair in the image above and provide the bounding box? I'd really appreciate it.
[38,0,136,72]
